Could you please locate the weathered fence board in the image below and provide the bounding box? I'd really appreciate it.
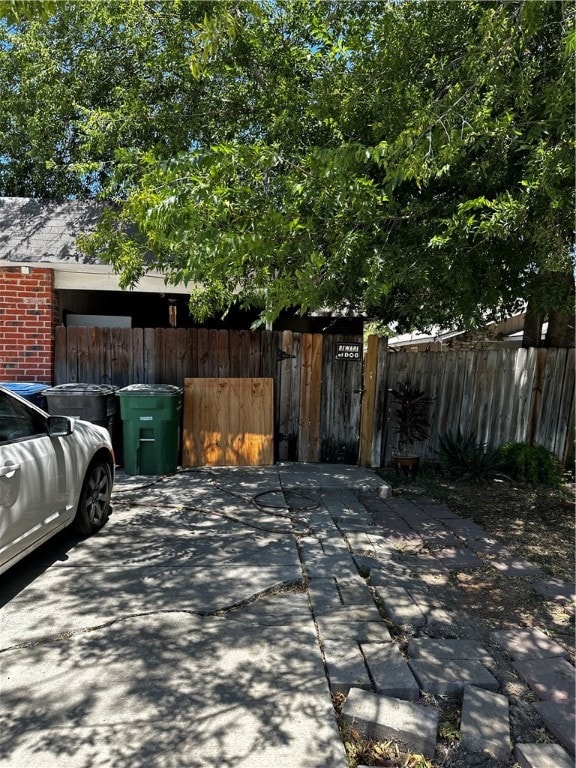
[373,346,573,466]
[297,333,313,462]
[277,330,298,460]
[359,334,379,466]
[298,333,323,462]
[371,334,389,467]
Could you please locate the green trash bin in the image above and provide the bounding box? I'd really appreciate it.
[118,384,182,476]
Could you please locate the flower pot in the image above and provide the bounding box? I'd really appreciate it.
[392,454,420,477]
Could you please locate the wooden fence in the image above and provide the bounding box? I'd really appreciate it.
[54,326,364,463]
[54,327,574,466]
[367,344,575,466]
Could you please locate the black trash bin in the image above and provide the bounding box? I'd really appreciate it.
[44,383,119,448]
[2,382,49,409]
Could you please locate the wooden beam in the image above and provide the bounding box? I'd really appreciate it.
[359,335,379,466]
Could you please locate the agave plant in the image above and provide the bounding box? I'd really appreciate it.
[437,430,506,482]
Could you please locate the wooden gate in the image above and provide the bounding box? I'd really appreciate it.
[318,334,364,462]
[54,326,364,463]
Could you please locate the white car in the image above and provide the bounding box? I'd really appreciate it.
[0,385,114,575]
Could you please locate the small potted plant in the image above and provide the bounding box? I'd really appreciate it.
[389,381,433,475]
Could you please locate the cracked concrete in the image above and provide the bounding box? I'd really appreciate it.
[1,464,385,768]
[1,463,573,768]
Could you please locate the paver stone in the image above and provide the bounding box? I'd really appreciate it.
[514,743,574,768]
[531,578,576,603]
[360,643,419,701]
[533,699,575,756]
[409,659,499,698]
[408,639,492,664]
[340,688,438,758]
[460,684,510,760]
[513,657,575,703]
[491,628,570,660]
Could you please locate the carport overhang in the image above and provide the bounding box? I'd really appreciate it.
[0,259,194,295]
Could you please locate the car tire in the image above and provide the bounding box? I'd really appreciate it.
[73,459,112,536]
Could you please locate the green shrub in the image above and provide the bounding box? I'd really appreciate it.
[437,430,506,483]
[497,442,562,486]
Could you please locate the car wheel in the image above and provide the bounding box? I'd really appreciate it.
[74,459,112,535]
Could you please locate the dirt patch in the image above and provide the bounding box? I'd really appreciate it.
[398,474,575,655]
[344,470,575,768]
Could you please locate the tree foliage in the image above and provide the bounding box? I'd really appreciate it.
[1,0,574,333]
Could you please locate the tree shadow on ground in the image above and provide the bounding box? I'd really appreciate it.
[0,476,346,767]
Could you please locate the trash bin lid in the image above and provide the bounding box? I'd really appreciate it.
[118,384,182,396]
[44,383,117,395]
[2,382,48,395]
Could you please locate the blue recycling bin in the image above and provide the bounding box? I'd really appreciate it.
[2,382,49,409]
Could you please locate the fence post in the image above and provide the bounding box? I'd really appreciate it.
[359,335,379,466]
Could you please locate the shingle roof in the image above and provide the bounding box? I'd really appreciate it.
[0,196,104,264]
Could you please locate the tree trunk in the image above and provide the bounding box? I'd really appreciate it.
[545,308,575,347]
[522,304,543,347]
[523,270,575,347]
[544,272,575,347]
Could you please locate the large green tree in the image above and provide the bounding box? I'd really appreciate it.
[0,1,223,197]
[1,0,574,341]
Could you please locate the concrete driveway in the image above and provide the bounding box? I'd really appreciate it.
[0,463,388,768]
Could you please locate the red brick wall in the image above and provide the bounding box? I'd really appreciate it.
[0,267,57,383]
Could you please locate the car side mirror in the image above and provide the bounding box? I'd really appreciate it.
[47,416,75,437]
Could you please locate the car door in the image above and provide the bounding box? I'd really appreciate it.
[0,393,64,571]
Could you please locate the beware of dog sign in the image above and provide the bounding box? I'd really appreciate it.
[335,342,361,360]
